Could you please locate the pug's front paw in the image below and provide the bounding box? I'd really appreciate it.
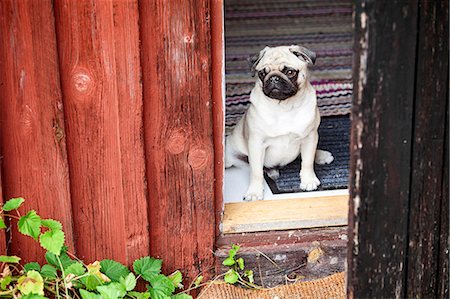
[244,184,263,201]
[300,171,320,191]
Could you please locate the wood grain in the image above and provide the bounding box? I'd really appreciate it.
[406,1,449,297]
[211,0,225,239]
[223,195,348,233]
[216,240,346,287]
[0,0,74,262]
[217,226,347,248]
[438,101,449,299]
[348,1,418,297]
[54,0,146,264]
[139,0,216,282]
[109,0,150,265]
[349,0,449,297]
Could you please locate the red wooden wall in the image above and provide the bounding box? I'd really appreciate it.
[0,0,216,281]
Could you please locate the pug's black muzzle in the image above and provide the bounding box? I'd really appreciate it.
[263,75,298,100]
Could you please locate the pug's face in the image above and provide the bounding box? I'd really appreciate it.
[251,45,316,101]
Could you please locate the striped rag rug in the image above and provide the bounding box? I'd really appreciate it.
[225,0,353,132]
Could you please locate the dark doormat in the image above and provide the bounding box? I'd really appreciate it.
[265,115,350,194]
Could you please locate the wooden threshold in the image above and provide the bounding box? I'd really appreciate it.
[222,190,348,234]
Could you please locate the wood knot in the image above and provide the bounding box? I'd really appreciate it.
[184,35,194,43]
[70,68,94,95]
[188,146,210,170]
[166,129,187,155]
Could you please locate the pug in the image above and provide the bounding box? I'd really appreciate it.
[225,45,334,201]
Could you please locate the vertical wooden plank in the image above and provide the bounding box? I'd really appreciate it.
[406,0,449,297]
[139,0,216,282]
[348,1,418,298]
[54,0,148,264]
[211,0,225,238]
[438,95,449,299]
[110,0,150,264]
[0,0,74,262]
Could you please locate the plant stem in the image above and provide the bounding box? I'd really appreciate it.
[56,255,69,299]
[180,273,227,295]
[3,214,20,221]
[0,287,17,296]
[56,279,60,299]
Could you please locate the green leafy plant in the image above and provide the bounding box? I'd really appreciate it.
[0,198,194,299]
[221,244,259,289]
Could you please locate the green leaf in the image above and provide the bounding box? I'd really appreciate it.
[0,255,20,263]
[18,210,41,240]
[24,262,41,272]
[0,275,11,290]
[119,272,136,291]
[127,291,150,299]
[40,264,57,279]
[0,217,6,229]
[148,274,175,298]
[18,270,44,295]
[3,197,24,211]
[237,257,244,270]
[96,282,126,299]
[193,275,203,287]
[65,262,86,276]
[79,289,102,299]
[45,247,75,270]
[222,257,235,267]
[133,257,162,282]
[41,219,62,231]
[228,244,241,259]
[168,270,182,288]
[81,274,104,291]
[245,270,254,284]
[39,229,65,255]
[171,294,192,299]
[100,259,130,282]
[224,269,239,284]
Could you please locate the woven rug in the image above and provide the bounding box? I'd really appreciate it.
[265,115,350,194]
[225,0,353,132]
[198,272,345,299]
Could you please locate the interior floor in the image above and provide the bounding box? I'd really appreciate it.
[224,0,353,201]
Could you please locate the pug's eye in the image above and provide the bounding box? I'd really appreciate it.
[257,70,266,80]
[286,69,297,78]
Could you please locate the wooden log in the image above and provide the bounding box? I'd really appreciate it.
[108,0,150,265]
[54,0,148,264]
[0,0,74,262]
[348,1,419,297]
[139,0,216,282]
[406,1,449,297]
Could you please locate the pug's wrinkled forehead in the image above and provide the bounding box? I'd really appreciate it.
[249,45,316,75]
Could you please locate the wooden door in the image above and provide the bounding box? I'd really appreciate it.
[348,1,449,298]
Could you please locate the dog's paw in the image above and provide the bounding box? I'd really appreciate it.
[244,185,263,201]
[266,168,280,181]
[244,192,263,201]
[315,149,334,165]
[300,171,320,191]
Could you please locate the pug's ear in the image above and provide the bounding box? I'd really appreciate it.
[248,46,269,76]
[289,45,316,65]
